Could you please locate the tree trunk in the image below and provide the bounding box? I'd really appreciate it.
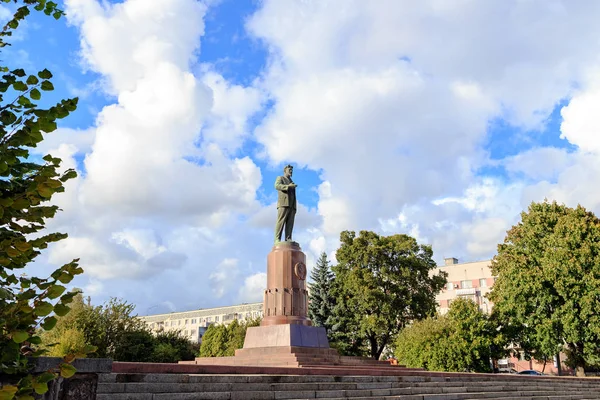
[368,335,378,360]
[555,353,561,376]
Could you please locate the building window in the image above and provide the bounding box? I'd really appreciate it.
[215,316,219,322]
[446,282,453,291]
[207,317,212,322]
[191,319,196,324]
[191,329,196,336]
[479,278,487,287]
[184,330,188,335]
[178,320,181,326]
[460,280,472,289]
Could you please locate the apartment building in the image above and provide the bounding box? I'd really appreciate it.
[140,302,263,343]
[435,257,495,314]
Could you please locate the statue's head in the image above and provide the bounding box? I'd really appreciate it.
[284,164,293,177]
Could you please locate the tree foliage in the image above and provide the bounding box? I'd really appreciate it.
[395,298,498,372]
[199,317,261,357]
[151,330,197,363]
[488,200,600,376]
[1,1,83,398]
[40,295,196,363]
[76,298,149,360]
[39,294,88,357]
[329,231,447,359]
[308,252,335,333]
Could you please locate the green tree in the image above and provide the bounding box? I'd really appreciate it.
[0,1,83,398]
[308,252,335,333]
[329,231,447,359]
[225,319,245,356]
[198,318,261,358]
[79,298,149,360]
[39,293,88,357]
[199,324,229,357]
[394,314,451,370]
[395,298,499,372]
[152,329,196,362]
[488,201,600,377]
[40,294,197,363]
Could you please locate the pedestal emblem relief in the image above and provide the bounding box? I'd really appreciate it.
[294,262,307,280]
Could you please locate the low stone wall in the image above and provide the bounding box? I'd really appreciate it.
[0,357,112,400]
[33,358,112,400]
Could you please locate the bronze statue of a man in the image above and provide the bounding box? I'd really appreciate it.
[274,164,297,243]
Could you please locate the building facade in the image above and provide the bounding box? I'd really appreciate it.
[140,302,263,343]
[435,257,495,315]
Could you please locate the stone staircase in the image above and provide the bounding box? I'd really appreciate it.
[96,372,600,400]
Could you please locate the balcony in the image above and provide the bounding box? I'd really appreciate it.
[456,288,478,296]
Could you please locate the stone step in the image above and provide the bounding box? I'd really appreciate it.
[95,390,600,400]
[96,380,600,397]
[98,373,600,389]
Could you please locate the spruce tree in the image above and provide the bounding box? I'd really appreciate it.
[308,252,335,333]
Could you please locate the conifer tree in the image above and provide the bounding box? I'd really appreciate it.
[308,252,335,333]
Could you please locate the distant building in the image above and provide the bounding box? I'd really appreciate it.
[435,257,495,314]
[140,302,263,343]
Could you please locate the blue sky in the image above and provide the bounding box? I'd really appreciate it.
[5,0,600,314]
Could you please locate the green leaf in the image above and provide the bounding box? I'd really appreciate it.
[11,68,26,77]
[36,372,58,384]
[37,184,53,198]
[59,363,77,378]
[41,316,57,331]
[30,88,41,100]
[38,69,53,79]
[0,385,18,400]
[14,241,32,252]
[60,169,77,182]
[56,272,73,284]
[26,75,39,85]
[40,80,54,91]
[60,291,78,303]
[35,301,54,317]
[32,382,49,395]
[11,198,29,209]
[0,287,13,299]
[53,11,61,20]
[83,344,98,354]
[54,304,70,317]
[47,285,66,299]
[28,336,42,345]
[39,119,57,133]
[12,81,27,91]
[11,330,29,344]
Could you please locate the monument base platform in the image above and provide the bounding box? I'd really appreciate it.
[243,324,329,348]
[184,345,395,368]
[185,325,393,368]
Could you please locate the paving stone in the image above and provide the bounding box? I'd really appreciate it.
[98,373,117,383]
[96,394,153,400]
[274,390,317,399]
[230,391,275,400]
[355,382,392,390]
[96,383,126,393]
[153,393,231,400]
[315,390,345,398]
